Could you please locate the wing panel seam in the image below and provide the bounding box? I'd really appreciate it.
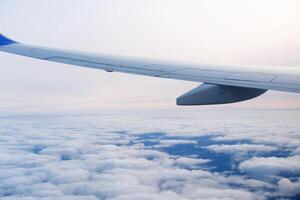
[45,56,165,73]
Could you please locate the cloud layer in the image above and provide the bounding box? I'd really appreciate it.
[0,110,299,200]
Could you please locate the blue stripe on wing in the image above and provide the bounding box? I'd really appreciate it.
[0,34,16,46]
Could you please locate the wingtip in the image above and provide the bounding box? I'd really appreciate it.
[0,33,16,46]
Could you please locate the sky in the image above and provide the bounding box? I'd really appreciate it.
[0,2,300,199]
[0,0,300,112]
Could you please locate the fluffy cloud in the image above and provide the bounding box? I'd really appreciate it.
[292,147,300,155]
[173,157,210,168]
[239,156,300,179]
[155,140,197,148]
[0,143,264,200]
[278,178,300,197]
[0,110,299,199]
[206,144,277,154]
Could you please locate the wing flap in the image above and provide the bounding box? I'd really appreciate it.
[225,73,277,82]
[159,68,232,79]
[272,75,300,86]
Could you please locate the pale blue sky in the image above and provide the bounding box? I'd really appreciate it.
[0,0,300,112]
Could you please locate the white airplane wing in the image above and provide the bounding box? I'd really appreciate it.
[1,34,299,105]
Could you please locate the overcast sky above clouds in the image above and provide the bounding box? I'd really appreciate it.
[0,0,300,112]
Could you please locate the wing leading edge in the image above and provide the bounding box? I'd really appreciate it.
[0,34,299,105]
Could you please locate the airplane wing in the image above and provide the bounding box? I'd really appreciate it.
[1,33,299,105]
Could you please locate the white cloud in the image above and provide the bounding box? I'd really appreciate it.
[278,178,300,197]
[292,147,300,155]
[154,140,197,148]
[206,144,277,154]
[174,157,210,168]
[205,144,279,162]
[0,110,299,199]
[239,156,300,179]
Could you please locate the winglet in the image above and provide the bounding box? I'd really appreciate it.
[0,33,16,46]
